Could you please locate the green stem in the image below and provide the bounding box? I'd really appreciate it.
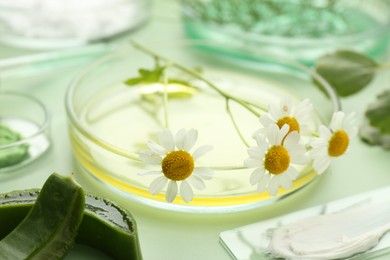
[226,99,250,147]
[162,68,170,129]
[131,41,261,118]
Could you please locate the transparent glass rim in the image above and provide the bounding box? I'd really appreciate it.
[0,91,51,150]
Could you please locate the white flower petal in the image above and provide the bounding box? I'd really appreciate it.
[244,158,262,168]
[309,137,328,149]
[346,126,358,139]
[330,111,345,131]
[149,176,168,195]
[250,167,265,185]
[290,153,309,165]
[192,145,213,160]
[259,114,275,127]
[247,146,266,159]
[277,124,290,145]
[188,175,206,190]
[138,170,162,176]
[285,166,298,180]
[257,174,271,193]
[279,174,292,190]
[147,140,166,156]
[294,99,313,120]
[266,124,279,146]
[139,150,162,165]
[313,156,331,174]
[158,129,175,152]
[284,131,300,151]
[193,167,214,180]
[280,97,292,116]
[343,112,356,128]
[269,103,281,120]
[183,128,198,151]
[287,141,308,159]
[318,125,332,140]
[253,132,268,149]
[166,181,178,202]
[175,128,187,150]
[309,146,328,159]
[268,176,280,196]
[180,180,194,203]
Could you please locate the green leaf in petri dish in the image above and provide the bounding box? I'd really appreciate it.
[314,50,378,97]
[0,124,29,168]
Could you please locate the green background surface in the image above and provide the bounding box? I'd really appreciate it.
[0,1,390,259]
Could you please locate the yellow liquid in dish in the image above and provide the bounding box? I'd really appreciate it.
[69,72,320,209]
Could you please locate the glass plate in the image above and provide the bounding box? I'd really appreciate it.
[65,41,339,213]
[220,186,390,259]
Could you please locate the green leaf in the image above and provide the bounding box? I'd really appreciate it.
[124,77,142,86]
[124,66,166,86]
[366,90,390,134]
[360,89,390,149]
[314,50,378,97]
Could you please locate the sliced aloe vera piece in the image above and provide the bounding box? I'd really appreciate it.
[0,173,85,259]
[0,190,142,260]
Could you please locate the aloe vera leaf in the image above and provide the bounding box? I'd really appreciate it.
[0,173,85,260]
[0,190,142,260]
[77,195,142,260]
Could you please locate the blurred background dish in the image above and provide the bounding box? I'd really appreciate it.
[181,0,390,65]
[0,0,151,49]
[0,91,50,172]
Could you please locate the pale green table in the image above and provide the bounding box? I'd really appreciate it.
[1,1,390,259]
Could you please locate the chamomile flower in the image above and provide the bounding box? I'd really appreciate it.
[259,97,313,135]
[244,124,308,196]
[309,111,358,174]
[139,128,213,203]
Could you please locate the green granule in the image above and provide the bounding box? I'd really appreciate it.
[0,124,29,168]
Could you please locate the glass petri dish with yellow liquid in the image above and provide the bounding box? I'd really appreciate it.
[65,41,339,213]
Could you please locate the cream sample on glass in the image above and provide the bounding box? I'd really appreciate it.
[269,202,390,259]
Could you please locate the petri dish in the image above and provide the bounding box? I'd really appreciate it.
[0,0,151,49]
[65,41,339,213]
[181,0,390,65]
[0,91,51,172]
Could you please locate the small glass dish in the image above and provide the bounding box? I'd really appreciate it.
[65,41,339,213]
[0,0,151,49]
[181,0,390,65]
[0,91,50,172]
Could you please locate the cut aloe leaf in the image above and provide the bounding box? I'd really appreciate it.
[0,173,85,259]
[0,189,142,260]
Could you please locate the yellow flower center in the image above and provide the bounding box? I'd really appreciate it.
[264,145,290,175]
[162,150,194,181]
[276,116,300,134]
[328,130,349,157]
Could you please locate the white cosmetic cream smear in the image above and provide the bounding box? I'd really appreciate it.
[269,202,390,259]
